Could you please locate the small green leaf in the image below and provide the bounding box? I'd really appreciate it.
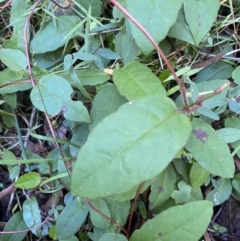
[99,233,128,241]
[23,197,41,236]
[206,178,232,206]
[30,74,90,122]
[114,31,140,65]
[232,66,240,85]
[183,0,220,45]
[14,172,41,189]
[90,83,127,130]
[60,235,79,241]
[56,199,88,240]
[195,61,234,83]
[185,118,234,178]
[190,162,210,187]
[126,0,183,54]
[1,211,28,241]
[149,164,177,209]
[0,49,27,71]
[130,201,213,241]
[97,48,120,59]
[217,128,240,143]
[89,198,111,229]
[71,94,191,199]
[70,124,90,157]
[171,181,192,204]
[105,199,130,226]
[31,15,80,54]
[168,7,195,44]
[113,61,166,100]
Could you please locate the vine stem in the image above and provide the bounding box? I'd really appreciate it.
[109,0,189,108]
[23,0,72,174]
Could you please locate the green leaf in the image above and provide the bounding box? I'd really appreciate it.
[62,69,110,86]
[1,211,28,241]
[14,172,41,189]
[185,118,234,178]
[0,49,27,71]
[206,178,232,206]
[56,199,88,240]
[149,164,177,209]
[194,61,234,83]
[99,233,128,241]
[168,7,195,45]
[10,0,29,52]
[114,31,140,65]
[232,66,240,85]
[89,198,111,229]
[90,84,127,130]
[190,162,210,187]
[125,0,183,54]
[0,69,32,94]
[130,201,213,241]
[105,199,130,226]
[30,74,90,122]
[70,124,90,157]
[23,197,41,236]
[77,0,102,17]
[71,94,191,199]
[113,62,166,100]
[60,235,79,241]
[217,128,240,143]
[31,15,80,54]
[183,0,220,45]
[171,181,192,204]
[97,48,120,60]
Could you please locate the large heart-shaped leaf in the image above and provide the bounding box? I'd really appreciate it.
[183,0,220,45]
[113,61,166,100]
[125,0,183,54]
[30,74,90,122]
[71,94,191,199]
[130,201,213,241]
[185,118,234,178]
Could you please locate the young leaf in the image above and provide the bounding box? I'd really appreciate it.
[125,0,183,54]
[56,199,89,240]
[14,172,41,189]
[1,211,28,241]
[183,0,220,45]
[130,201,213,241]
[171,181,192,204]
[30,74,90,122]
[71,94,191,199]
[185,118,234,178]
[31,15,81,54]
[113,61,166,100]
